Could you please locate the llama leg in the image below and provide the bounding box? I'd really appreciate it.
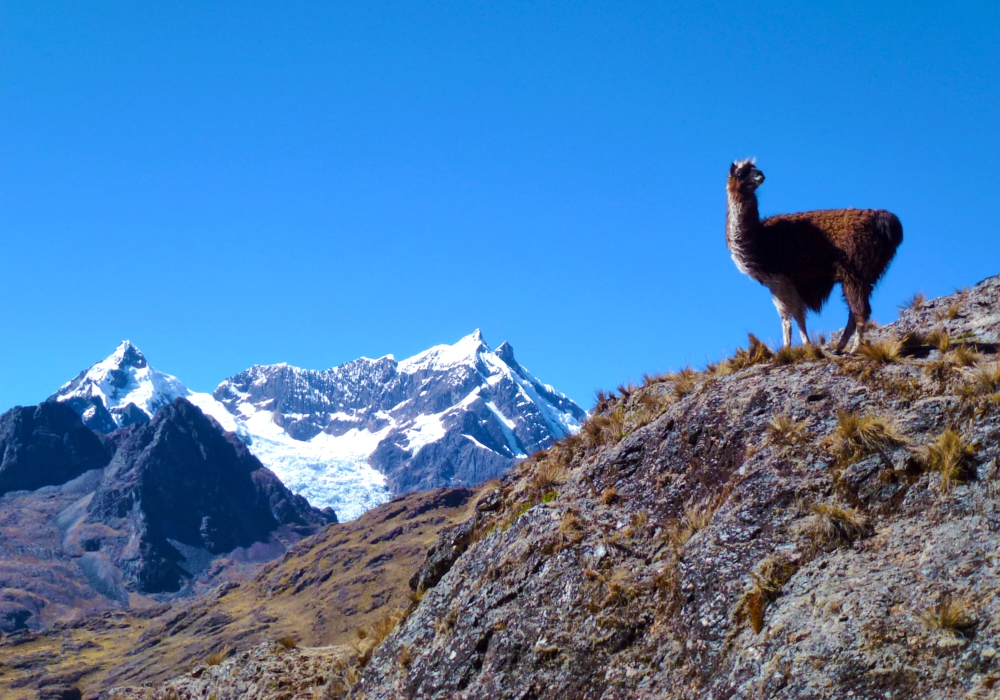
[835,311,857,354]
[767,277,803,349]
[794,311,809,345]
[838,279,872,354]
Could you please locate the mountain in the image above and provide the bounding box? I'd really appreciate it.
[0,402,113,496]
[78,398,335,593]
[213,330,586,500]
[51,332,586,520]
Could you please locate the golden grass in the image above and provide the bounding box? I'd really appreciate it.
[806,503,868,546]
[935,303,962,321]
[726,334,774,373]
[829,409,906,465]
[901,292,925,311]
[773,343,825,366]
[946,346,981,367]
[857,337,903,364]
[532,459,567,493]
[964,362,1000,396]
[737,554,797,634]
[921,428,978,490]
[673,368,699,399]
[765,413,809,447]
[919,593,977,635]
[204,649,229,666]
[599,487,618,505]
[667,491,727,552]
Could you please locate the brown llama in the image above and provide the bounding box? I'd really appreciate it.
[725,159,903,353]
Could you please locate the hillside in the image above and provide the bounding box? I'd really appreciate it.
[0,487,479,698]
[344,275,1000,699]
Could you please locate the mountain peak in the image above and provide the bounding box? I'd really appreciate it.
[495,341,516,366]
[110,340,147,369]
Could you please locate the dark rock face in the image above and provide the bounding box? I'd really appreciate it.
[0,402,113,496]
[84,398,336,593]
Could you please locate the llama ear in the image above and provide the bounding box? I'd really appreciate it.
[729,162,737,176]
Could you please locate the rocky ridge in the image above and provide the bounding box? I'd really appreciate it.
[339,275,1000,699]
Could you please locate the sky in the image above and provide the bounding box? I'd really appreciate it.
[0,1,997,409]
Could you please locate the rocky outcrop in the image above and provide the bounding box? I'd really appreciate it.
[82,398,335,593]
[347,275,1000,699]
[0,402,113,496]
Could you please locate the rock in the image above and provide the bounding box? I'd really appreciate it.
[0,402,113,496]
[82,398,335,593]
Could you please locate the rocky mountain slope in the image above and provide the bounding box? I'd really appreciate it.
[51,333,585,521]
[0,402,113,496]
[0,397,333,653]
[0,487,478,698]
[343,275,1000,699]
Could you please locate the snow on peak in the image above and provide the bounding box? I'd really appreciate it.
[397,329,490,373]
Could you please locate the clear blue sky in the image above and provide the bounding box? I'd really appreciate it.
[1,2,997,409]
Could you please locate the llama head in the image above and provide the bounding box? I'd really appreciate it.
[729,159,765,192]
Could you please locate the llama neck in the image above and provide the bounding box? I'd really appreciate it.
[726,186,762,278]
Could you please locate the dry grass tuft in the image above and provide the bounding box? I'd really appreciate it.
[935,303,962,321]
[600,487,618,505]
[946,345,981,368]
[532,459,567,493]
[667,491,728,552]
[773,343,825,366]
[672,368,700,399]
[805,503,869,546]
[204,649,229,666]
[857,337,903,364]
[921,428,978,490]
[766,413,809,447]
[901,292,925,311]
[736,554,798,634]
[964,362,1000,397]
[829,409,906,466]
[277,635,297,650]
[726,334,774,373]
[919,593,977,636]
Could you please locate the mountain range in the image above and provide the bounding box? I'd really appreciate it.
[49,331,586,520]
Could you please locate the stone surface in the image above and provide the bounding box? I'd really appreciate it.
[0,402,113,496]
[81,398,335,593]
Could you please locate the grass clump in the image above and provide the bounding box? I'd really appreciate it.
[277,635,297,650]
[736,554,798,634]
[919,593,977,636]
[964,362,1000,396]
[921,428,978,490]
[600,487,618,505]
[829,409,906,466]
[857,337,903,364]
[805,503,869,546]
[766,413,809,447]
[725,334,774,373]
[531,459,567,494]
[204,649,229,666]
[901,292,925,311]
[773,343,825,366]
[667,491,727,552]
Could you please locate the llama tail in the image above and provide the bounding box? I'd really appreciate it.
[874,210,903,250]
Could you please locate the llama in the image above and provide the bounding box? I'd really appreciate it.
[725,159,903,353]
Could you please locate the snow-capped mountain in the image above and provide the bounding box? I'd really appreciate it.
[50,333,585,520]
